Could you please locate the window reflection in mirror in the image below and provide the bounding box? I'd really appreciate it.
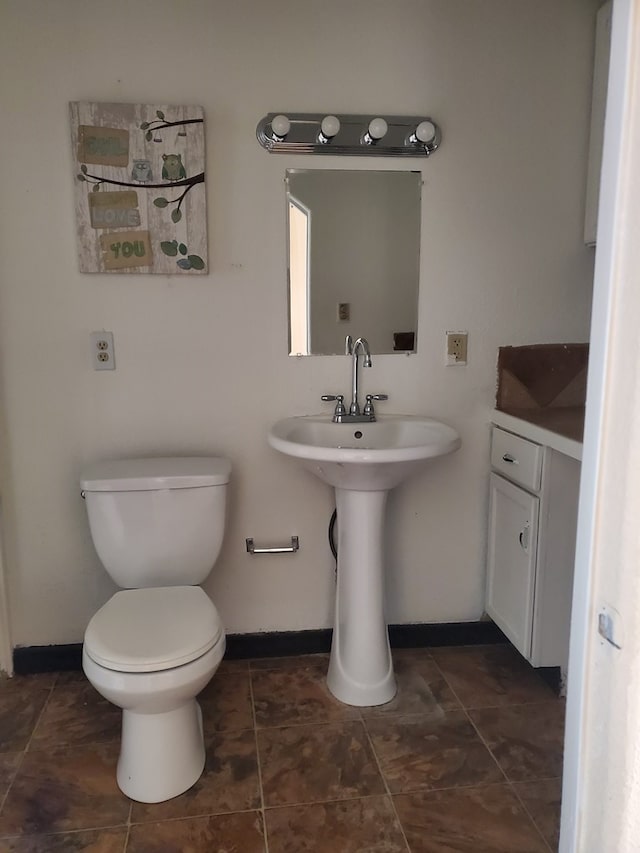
[286,170,422,356]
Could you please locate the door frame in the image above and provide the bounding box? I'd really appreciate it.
[0,504,13,675]
[560,0,640,847]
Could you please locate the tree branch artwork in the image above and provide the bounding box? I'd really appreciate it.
[140,112,203,140]
[70,103,208,274]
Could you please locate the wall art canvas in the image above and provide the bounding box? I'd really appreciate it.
[70,101,207,274]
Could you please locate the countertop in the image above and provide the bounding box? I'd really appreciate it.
[492,407,584,461]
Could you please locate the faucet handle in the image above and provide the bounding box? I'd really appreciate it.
[321,394,347,418]
[363,394,388,417]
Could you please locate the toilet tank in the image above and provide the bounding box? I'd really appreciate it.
[80,457,231,589]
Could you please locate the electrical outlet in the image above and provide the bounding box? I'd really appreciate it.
[90,331,115,370]
[446,331,468,366]
[337,302,350,322]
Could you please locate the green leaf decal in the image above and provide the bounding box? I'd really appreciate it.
[171,208,182,223]
[145,130,153,142]
[161,241,178,256]
[156,110,165,120]
[178,243,187,256]
[153,197,169,208]
[80,164,88,173]
[77,174,86,181]
[92,184,100,192]
[140,122,150,130]
[187,255,205,270]
[177,258,192,270]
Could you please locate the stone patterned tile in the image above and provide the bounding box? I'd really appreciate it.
[265,796,408,853]
[366,711,504,794]
[361,653,461,719]
[0,649,566,851]
[0,827,127,851]
[251,662,359,728]
[0,743,129,836]
[198,670,254,735]
[258,721,385,807]
[0,754,22,800]
[30,681,120,750]
[216,658,250,674]
[469,703,564,782]
[390,648,435,668]
[513,777,562,850]
[127,812,266,853]
[130,729,260,823]
[250,653,330,672]
[431,645,557,709]
[1,675,58,691]
[394,784,549,852]
[54,671,89,686]
[0,686,50,752]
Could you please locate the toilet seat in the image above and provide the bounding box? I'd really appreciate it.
[84,586,223,673]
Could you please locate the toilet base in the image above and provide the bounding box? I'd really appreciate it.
[118,699,205,803]
[82,640,225,804]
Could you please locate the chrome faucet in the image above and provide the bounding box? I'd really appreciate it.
[321,335,388,423]
[349,336,372,416]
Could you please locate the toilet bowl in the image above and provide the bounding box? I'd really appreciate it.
[80,457,231,803]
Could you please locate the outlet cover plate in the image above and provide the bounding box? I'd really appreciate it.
[446,331,468,366]
[90,331,115,370]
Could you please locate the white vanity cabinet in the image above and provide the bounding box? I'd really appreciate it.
[486,425,580,668]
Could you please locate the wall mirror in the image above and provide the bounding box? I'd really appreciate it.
[286,169,422,356]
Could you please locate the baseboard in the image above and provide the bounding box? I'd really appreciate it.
[12,620,507,675]
[387,620,507,650]
[536,666,563,694]
[224,628,334,660]
[13,643,84,675]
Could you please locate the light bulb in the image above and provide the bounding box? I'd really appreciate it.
[368,117,388,140]
[271,114,291,139]
[415,120,436,144]
[320,115,340,138]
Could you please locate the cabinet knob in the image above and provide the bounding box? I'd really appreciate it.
[519,525,530,550]
[502,453,518,464]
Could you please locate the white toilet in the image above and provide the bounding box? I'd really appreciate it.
[80,456,231,804]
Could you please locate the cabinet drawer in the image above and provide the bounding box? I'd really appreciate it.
[491,427,542,491]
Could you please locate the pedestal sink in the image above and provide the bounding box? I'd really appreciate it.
[268,414,461,706]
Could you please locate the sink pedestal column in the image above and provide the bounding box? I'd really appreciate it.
[327,487,397,706]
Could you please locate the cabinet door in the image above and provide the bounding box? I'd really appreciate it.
[486,473,539,659]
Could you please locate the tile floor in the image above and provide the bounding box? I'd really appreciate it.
[0,643,564,852]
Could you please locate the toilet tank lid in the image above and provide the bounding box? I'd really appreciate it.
[80,456,231,491]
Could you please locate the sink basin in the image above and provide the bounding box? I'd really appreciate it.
[268,414,461,490]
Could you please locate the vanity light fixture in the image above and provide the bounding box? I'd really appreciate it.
[256,113,442,157]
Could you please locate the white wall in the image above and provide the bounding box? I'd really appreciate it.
[0,0,597,649]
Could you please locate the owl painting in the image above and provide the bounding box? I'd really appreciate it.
[131,159,153,183]
[162,153,186,182]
